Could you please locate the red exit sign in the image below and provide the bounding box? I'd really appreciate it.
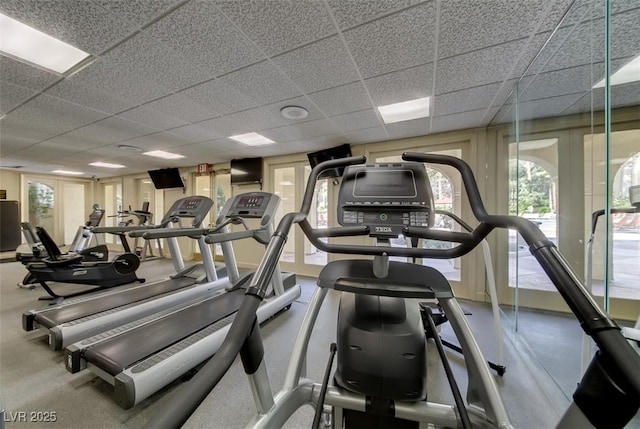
[197,163,212,173]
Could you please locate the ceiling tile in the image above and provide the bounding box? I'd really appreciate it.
[516,93,585,121]
[46,79,135,114]
[166,140,232,163]
[165,124,221,143]
[215,0,335,56]
[9,141,89,163]
[438,0,549,59]
[120,131,192,151]
[327,0,426,30]
[435,39,529,94]
[309,81,373,117]
[93,0,183,27]
[287,118,341,140]
[67,116,156,145]
[364,63,433,106]
[345,126,389,144]
[68,57,170,105]
[217,61,302,105]
[260,126,306,144]
[431,108,496,134]
[0,81,37,115]
[143,94,220,124]
[118,105,189,131]
[198,107,288,137]
[143,0,264,77]
[385,117,429,139]
[434,82,507,116]
[273,35,359,93]
[0,56,60,92]
[343,2,436,78]
[3,94,108,139]
[518,64,600,102]
[178,80,257,117]
[330,109,382,132]
[0,0,134,54]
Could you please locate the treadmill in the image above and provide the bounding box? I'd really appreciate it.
[65,192,301,409]
[22,196,229,351]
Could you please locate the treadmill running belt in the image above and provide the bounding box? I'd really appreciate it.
[83,288,246,376]
[34,277,197,328]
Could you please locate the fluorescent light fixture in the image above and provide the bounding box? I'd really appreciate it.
[229,132,275,146]
[279,181,294,186]
[593,54,640,88]
[377,97,431,124]
[0,13,90,74]
[90,161,125,169]
[143,150,185,160]
[53,170,83,175]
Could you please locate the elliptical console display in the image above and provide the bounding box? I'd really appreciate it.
[339,163,435,237]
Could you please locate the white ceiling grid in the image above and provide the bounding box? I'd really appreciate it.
[0,0,637,177]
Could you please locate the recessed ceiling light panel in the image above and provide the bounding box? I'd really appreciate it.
[377,97,431,124]
[53,169,83,175]
[143,150,185,159]
[90,162,125,169]
[0,13,90,74]
[229,132,275,146]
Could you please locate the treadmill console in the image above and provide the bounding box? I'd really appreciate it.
[160,196,214,227]
[338,163,434,237]
[220,192,280,220]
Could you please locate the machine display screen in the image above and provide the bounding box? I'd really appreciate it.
[352,170,417,198]
[237,195,265,208]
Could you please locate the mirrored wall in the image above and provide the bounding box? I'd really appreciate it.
[492,0,639,404]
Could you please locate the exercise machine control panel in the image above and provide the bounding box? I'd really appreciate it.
[160,196,214,227]
[338,163,434,237]
[220,192,280,220]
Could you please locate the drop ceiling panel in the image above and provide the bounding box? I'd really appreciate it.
[438,0,552,59]
[345,126,389,144]
[0,56,60,92]
[69,57,170,105]
[327,0,426,30]
[46,79,135,114]
[9,141,88,162]
[434,82,509,116]
[143,0,264,77]
[330,109,382,133]
[0,82,37,115]
[364,64,433,105]
[140,94,219,124]
[92,0,183,27]
[117,105,189,131]
[198,107,287,137]
[47,133,110,150]
[165,125,221,143]
[215,0,336,57]
[176,140,241,159]
[260,126,307,144]
[118,132,193,151]
[272,36,360,93]
[309,81,373,117]
[178,80,256,117]
[435,39,529,94]
[217,61,303,105]
[67,117,156,144]
[516,93,586,121]
[0,0,134,55]
[3,94,108,140]
[286,118,341,140]
[385,118,429,139]
[343,3,436,78]
[431,108,496,134]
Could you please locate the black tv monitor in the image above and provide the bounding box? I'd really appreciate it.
[231,157,263,185]
[307,144,352,179]
[147,168,185,189]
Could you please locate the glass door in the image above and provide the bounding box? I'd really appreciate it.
[271,161,331,277]
[26,178,56,239]
[103,182,122,246]
[61,182,86,245]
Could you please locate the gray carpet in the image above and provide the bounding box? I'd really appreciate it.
[0,258,633,428]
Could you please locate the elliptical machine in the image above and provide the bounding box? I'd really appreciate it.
[147,154,640,429]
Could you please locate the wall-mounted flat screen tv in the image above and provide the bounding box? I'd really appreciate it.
[230,157,263,185]
[307,144,352,179]
[147,168,185,189]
